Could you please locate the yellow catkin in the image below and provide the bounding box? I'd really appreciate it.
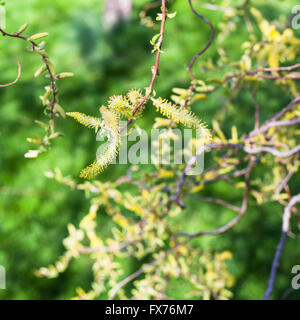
[108,95,133,119]
[79,137,119,179]
[66,112,102,131]
[108,90,144,119]
[80,107,120,179]
[152,97,211,140]
[126,89,145,118]
[100,106,120,134]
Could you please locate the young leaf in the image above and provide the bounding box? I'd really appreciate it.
[56,72,74,79]
[34,65,47,78]
[28,33,48,41]
[17,23,29,35]
[167,12,177,19]
[32,46,48,58]
[55,103,66,118]
[45,59,55,75]
[24,149,40,158]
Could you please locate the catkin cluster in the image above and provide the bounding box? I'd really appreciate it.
[67,91,211,178]
[66,90,144,178]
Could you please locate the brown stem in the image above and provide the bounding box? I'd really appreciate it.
[124,0,168,131]
[263,194,300,300]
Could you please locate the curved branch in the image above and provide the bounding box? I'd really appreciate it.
[187,195,242,213]
[187,0,215,82]
[176,158,255,239]
[173,140,300,208]
[0,27,61,139]
[249,95,300,138]
[78,241,131,254]
[0,60,21,87]
[109,244,181,300]
[244,145,300,158]
[185,0,215,105]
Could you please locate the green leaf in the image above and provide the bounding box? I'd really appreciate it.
[34,120,48,129]
[150,33,160,46]
[34,65,47,78]
[32,47,48,58]
[167,12,177,19]
[55,103,66,118]
[45,59,55,75]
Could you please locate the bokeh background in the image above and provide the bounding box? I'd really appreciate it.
[0,0,300,299]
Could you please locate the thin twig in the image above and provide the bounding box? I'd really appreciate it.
[255,95,300,132]
[174,141,299,209]
[124,0,167,130]
[78,241,131,254]
[0,27,60,139]
[199,64,300,97]
[244,144,300,158]
[249,118,300,139]
[188,195,241,212]
[172,143,242,207]
[109,243,181,300]
[262,232,287,300]
[263,193,300,300]
[0,60,21,87]
[184,0,215,107]
[275,153,299,198]
[176,157,255,239]
[250,88,260,130]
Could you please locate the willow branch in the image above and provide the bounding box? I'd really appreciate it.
[0,60,21,87]
[187,195,241,213]
[187,0,215,87]
[244,145,300,158]
[249,117,300,139]
[0,27,59,138]
[249,95,300,138]
[263,193,300,300]
[200,64,300,96]
[78,241,131,254]
[275,153,299,198]
[109,243,181,300]
[125,0,167,129]
[176,158,255,239]
[184,0,215,107]
[172,143,242,207]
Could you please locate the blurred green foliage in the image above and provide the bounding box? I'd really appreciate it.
[0,0,300,299]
